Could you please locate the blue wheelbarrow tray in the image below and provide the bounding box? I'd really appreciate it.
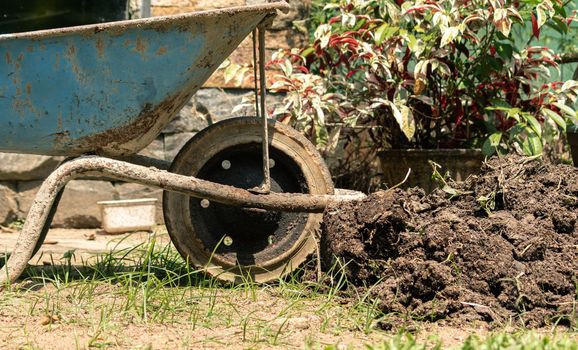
[0,2,285,156]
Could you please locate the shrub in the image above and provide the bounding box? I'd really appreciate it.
[268,0,578,158]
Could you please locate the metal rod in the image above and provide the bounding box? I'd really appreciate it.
[258,26,271,193]
[0,156,363,286]
[252,29,260,118]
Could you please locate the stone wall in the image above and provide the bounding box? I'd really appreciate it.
[0,0,308,228]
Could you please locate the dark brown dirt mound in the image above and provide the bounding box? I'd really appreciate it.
[321,156,578,327]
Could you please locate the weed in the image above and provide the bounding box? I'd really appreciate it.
[8,218,25,230]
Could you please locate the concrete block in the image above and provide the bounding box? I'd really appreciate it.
[0,182,18,225]
[0,153,63,181]
[18,180,116,228]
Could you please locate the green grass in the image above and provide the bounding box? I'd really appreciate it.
[353,332,578,350]
[0,233,576,349]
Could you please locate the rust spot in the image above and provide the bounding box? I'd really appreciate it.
[64,45,87,84]
[5,52,11,64]
[12,83,37,117]
[196,50,214,69]
[124,39,130,48]
[14,53,24,69]
[66,45,76,59]
[57,112,63,131]
[156,47,167,56]
[54,54,61,70]
[51,131,72,145]
[96,38,105,58]
[26,46,34,52]
[135,38,147,54]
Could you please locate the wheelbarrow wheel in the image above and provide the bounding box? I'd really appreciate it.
[163,117,333,282]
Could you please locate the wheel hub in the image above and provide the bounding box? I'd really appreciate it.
[190,143,309,266]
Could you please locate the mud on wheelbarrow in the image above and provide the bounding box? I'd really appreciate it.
[0,1,363,285]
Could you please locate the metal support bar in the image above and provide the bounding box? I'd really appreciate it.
[257,26,271,193]
[252,29,260,119]
[0,156,364,287]
[250,22,273,194]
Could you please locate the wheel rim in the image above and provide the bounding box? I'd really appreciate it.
[163,117,333,282]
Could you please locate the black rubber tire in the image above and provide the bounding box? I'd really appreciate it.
[163,117,333,282]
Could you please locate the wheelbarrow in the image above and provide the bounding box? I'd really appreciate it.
[0,1,363,285]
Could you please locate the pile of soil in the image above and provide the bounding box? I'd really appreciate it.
[321,156,578,327]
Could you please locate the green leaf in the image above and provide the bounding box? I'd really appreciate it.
[374,23,398,45]
[554,2,567,17]
[482,132,502,155]
[398,105,416,140]
[223,63,240,84]
[354,18,367,31]
[388,102,415,140]
[495,42,513,60]
[525,114,542,136]
[489,99,512,109]
[489,131,502,146]
[375,24,387,45]
[521,129,543,156]
[553,102,576,118]
[542,108,566,131]
[385,1,401,23]
[509,124,525,137]
[545,18,568,34]
[442,185,460,197]
[301,47,315,58]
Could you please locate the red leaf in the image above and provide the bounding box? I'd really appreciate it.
[454,101,464,126]
[335,37,360,47]
[296,66,309,74]
[531,13,540,39]
[346,69,358,78]
[329,16,341,25]
[265,59,285,68]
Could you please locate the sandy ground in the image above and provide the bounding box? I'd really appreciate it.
[0,228,568,349]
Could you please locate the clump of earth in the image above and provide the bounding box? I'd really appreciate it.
[321,156,578,327]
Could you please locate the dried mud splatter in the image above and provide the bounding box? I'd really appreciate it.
[321,156,578,327]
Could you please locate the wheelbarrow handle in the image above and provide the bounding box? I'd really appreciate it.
[0,156,363,287]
